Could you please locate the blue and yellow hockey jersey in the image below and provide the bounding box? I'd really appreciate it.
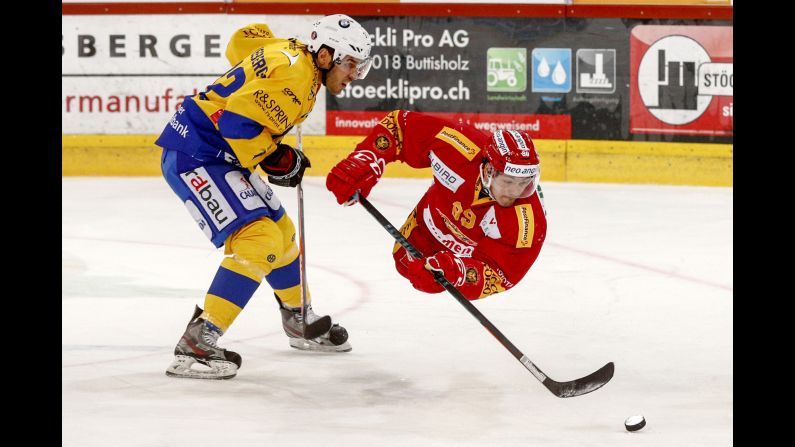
[156,23,321,169]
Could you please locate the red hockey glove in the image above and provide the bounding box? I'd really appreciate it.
[406,251,467,293]
[260,143,311,188]
[326,150,386,205]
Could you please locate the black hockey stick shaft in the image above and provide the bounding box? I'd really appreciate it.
[294,126,331,339]
[296,125,308,336]
[355,193,614,398]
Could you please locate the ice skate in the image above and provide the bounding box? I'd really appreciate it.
[279,301,352,353]
[165,305,242,379]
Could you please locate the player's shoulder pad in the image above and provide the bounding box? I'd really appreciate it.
[512,202,535,249]
[226,23,276,65]
[502,198,544,249]
[236,23,275,40]
[432,125,484,162]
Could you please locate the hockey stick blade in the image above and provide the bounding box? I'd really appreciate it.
[303,315,332,340]
[355,193,614,398]
[541,361,614,398]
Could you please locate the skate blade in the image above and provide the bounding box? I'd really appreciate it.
[165,355,238,379]
[288,338,352,353]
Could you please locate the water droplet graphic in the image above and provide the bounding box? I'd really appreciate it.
[537,57,550,78]
[552,61,567,85]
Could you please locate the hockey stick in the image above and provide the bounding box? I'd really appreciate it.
[354,193,614,398]
[294,126,331,339]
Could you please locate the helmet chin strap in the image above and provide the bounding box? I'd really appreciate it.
[479,162,496,200]
[320,67,329,86]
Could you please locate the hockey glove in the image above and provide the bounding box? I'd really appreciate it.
[260,143,311,188]
[406,251,467,293]
[326,150,386,205]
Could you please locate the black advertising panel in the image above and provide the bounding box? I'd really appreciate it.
[327,16,732,143]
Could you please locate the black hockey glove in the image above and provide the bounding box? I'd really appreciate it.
[259,143,311,188]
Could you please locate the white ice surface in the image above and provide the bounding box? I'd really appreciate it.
[63,177,732,447]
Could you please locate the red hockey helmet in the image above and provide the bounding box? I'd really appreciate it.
[481,130,541,203]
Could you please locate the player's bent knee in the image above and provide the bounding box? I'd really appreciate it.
[223,218,286,280]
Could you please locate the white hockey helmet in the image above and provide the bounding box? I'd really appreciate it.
[307,14,373,79]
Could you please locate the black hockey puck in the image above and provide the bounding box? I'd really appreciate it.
[329,325,348,345]
[624,415,646,432]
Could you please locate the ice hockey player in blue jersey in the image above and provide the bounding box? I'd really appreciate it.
[156,15,374,379]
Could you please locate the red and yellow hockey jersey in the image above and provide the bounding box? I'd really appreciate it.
[356,110,547,300]
[155,23,321,169]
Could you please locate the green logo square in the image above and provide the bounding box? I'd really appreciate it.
[487,48,527,92]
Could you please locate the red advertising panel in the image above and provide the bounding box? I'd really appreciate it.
[328,111,571,139]
[630,25,732,136]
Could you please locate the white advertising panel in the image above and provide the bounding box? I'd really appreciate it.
[62,14,326,134]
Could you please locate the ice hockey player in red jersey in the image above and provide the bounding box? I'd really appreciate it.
[326,110,547,300]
